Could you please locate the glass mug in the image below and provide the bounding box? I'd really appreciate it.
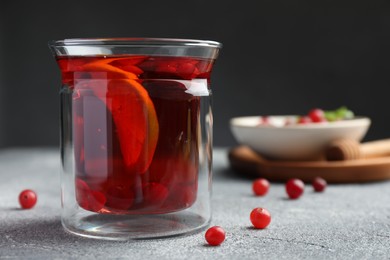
[48,38,221,240]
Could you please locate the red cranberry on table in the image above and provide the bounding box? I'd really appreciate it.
[252,178,270,196]
[19,189,37,209]
[312,177,327,192]
[205,226,226,246]
[250,207,271,229]
[285,179,305,199]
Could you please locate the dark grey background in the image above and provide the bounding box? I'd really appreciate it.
[2,1,390,148]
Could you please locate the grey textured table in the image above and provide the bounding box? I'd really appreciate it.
[0,148,390,259]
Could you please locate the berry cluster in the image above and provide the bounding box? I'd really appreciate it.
[205,176,327,246]
[259,106,355,126]
[298,107,354,125]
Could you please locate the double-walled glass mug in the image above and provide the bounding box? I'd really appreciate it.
[48,38,221,240]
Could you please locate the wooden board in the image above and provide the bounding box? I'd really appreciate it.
[228,146,390,183]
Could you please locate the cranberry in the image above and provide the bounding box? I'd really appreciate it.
[250,207,271,229]
[177,62,196,75]
[105,185,135,210]
[308,108,326,123]
[205,226,226,246]
[252,178,270,196]
[298,116,312,124]
[75,178,106,212]
[285,178,305,199]
[19,189,37,209]
[312,177,327,192]
[143,182,169,206]
[89,191,107,212]
[259,116,270,125]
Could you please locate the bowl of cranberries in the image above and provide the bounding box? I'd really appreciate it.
[230,107,371,160]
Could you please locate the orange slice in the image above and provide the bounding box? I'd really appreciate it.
[83,60,139,80]
[79,61,159,173]
[106,79,159,172]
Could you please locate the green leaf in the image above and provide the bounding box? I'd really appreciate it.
[324,106,354,121]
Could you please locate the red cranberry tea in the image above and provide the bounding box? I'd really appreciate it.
[57,55,214,214]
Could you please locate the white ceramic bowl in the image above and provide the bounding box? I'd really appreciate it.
[230,115,371,160]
